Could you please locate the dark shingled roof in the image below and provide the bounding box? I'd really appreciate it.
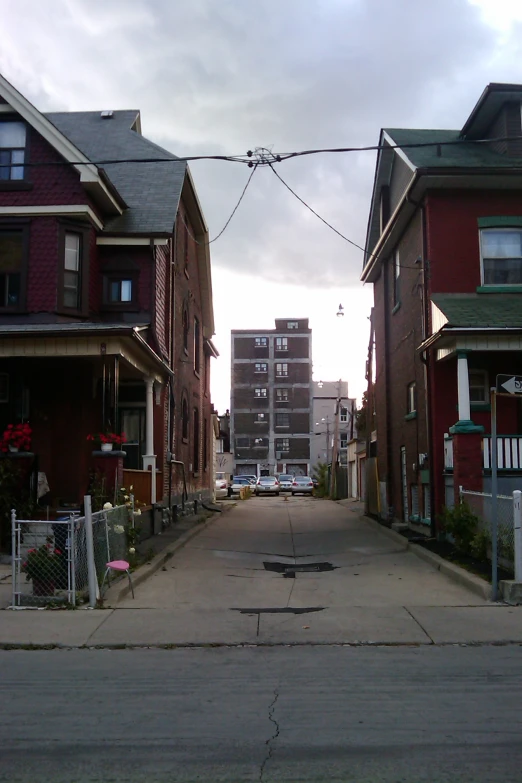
[45,111,186,234]
[432,293,522,328]
[384,128,522,170]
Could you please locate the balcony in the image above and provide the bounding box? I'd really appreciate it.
[444,434,522,471]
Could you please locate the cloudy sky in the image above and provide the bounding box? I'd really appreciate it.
[1,0,522,410]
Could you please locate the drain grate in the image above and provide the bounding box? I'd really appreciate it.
[263,561,336,574]
[231,606,325,615]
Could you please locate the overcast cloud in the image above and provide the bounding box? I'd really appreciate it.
[1,0,521,406]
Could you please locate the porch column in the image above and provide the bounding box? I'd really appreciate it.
[456,351,471,424]
[142,376,157,505]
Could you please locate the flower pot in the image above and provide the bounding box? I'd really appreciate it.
[8,445,19,453]
[32,578,55,596]
[101,443,113,452]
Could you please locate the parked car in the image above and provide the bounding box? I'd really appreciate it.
[278,474,294,492]
[239,475,258,485]
[230,476,254,495]
[255,476,280,496]
[291,476,314,495]
[215,477,228,499]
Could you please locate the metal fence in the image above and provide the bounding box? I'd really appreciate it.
[11,501,133,607]
[460,488,515,572]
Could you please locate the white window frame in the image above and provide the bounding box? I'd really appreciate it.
[254,362,268,373]
[276,337,288,351]
[276,388,289,404]
[469,369,488,403]
[0,121,26,181]
[287,321,298,329]
[276,413,290,428]
[255,412,267,423]
[254,388,267,398]
[480,228,522,286]
[340,406,348,423]
[276,363,288,377]
[407,382,416,414]
[255,336,268,347]
[277,438,290,452]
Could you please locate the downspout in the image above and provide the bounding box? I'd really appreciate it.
[383,264,393,521]
[168,232,175,514]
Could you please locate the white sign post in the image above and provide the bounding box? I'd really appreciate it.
[514,490,522,582]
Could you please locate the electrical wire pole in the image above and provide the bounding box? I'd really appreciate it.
[329,380,342,499]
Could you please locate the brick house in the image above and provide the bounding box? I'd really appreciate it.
[0,72,217,521]
[362,82,522,530]
[231,319,312,476]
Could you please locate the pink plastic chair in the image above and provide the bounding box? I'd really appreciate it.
[100,559,134,599]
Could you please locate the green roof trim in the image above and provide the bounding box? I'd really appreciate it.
[478,216,522,228]
[432,293,522,328]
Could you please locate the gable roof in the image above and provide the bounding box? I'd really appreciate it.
[432,293,522,329]
[46,111,187,235]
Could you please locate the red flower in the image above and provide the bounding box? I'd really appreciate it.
[54,549,62,556]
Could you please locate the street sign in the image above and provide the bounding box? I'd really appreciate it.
[496,374,522,395]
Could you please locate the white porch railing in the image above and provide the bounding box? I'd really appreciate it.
[483,436,522,470]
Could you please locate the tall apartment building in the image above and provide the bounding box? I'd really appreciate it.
[231,318,312,476]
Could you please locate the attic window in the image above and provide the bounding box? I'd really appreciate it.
[481,229,522,285]
[100,111,114,119]
[0,122,26,181]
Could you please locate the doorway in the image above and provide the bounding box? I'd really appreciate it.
[121,407,145,470]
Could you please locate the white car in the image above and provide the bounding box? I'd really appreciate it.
[230,477,254,495]
[278,474,294,492]
[215,477,228,499]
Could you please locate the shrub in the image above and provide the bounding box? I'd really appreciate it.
[438,501,480,555]
[312,462,329,498]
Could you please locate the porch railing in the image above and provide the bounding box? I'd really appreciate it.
[483,436,522,470]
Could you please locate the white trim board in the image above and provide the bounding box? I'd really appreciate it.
[97,237,169,246]
[0,204,103,230]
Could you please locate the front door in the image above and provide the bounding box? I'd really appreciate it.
[400,446,409,522]
[121,408,145,470]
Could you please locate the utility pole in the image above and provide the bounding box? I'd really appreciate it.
[329,379,342,498]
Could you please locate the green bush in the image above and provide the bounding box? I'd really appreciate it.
[438,501,480,555]
[470,528,490,561]
[312,462,329,498]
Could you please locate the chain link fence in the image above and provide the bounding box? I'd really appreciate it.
[11,501,134,607]
[460,489,515,572]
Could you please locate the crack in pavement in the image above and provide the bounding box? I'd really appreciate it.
[259,688,280,782]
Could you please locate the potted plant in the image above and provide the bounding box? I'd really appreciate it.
[87,432,127,452]
[0,422,32,453]
[22,541,63,596]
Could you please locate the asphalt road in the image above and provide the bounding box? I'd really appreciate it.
[3,644,522,782]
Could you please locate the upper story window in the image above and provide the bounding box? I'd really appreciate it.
[0,230,24,309]
[255,336,267,347]
[481,229,522,285]
[469,369,488,403]
[255,412,267,423]
[276,337,288,351]
[393,249,400,305]
[340,433,348,449]
[287,321,298,329]
[340,406,348,422]
[63,232,82,309]
[276,362,288,377]
[182,307,189,353]
[181,396,189,441]
[194,316,201,374]
[276,388,289,404]
[276,412,289,428]
[0,122,26,181]
[407,381,416,414]
[254,387,267,398]
[255,362,267,373]
[276,438,290,452]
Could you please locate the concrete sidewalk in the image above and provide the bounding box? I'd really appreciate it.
[2,497,522,647]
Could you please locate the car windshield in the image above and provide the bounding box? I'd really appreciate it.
[279,475,292,481]
[259,477,276,484]
[233,478,250,483]
[294,477,310,482]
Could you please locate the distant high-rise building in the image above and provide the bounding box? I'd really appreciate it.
[310,381,356,469]
[230,319,312,476]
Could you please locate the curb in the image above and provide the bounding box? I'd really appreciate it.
[109,506,231,603]
[362,515,492,601]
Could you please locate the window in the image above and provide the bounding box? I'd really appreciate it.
[276,363,288,377]
[276,337,288,351]
[254,388,267,398]
[0,122,26,180]
[276,413,289,428]
[407,382,416,414]
[203,418,208,470]
[255,413,267,423]
[181,396,189,441]
[340,433,348,449]
[193,408,200,472]
[276,438,290,452]
[182,217,189,275]
[236,437,249,448]
[255,362,267,373]
[340,406,348,423]
[254,437,266,448]
[481,229,522,285]
[63,232,81,309]
[276,388,289,403]
[469,369,488,403]
[0,231,23,308]
[255,336,267,347]
[0,373,8,402]
[194,317,201,374]
[393,249,400,305]
[182,307,189,353]
[108,278,133,303]
[287,321,298,329]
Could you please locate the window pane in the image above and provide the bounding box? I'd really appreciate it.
[0,274,6,306]
[120,280,132,301]
[0,122,26,148]
[0,233,23,271]
[10,149,24,180]
[63,288,78,308]
[110,281,120,301]
[483,257,522,285]
[482,230,522,259]
[64,234,80,271]
[7,273,20,305]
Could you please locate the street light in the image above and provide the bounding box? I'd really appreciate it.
[336,303,344,317]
